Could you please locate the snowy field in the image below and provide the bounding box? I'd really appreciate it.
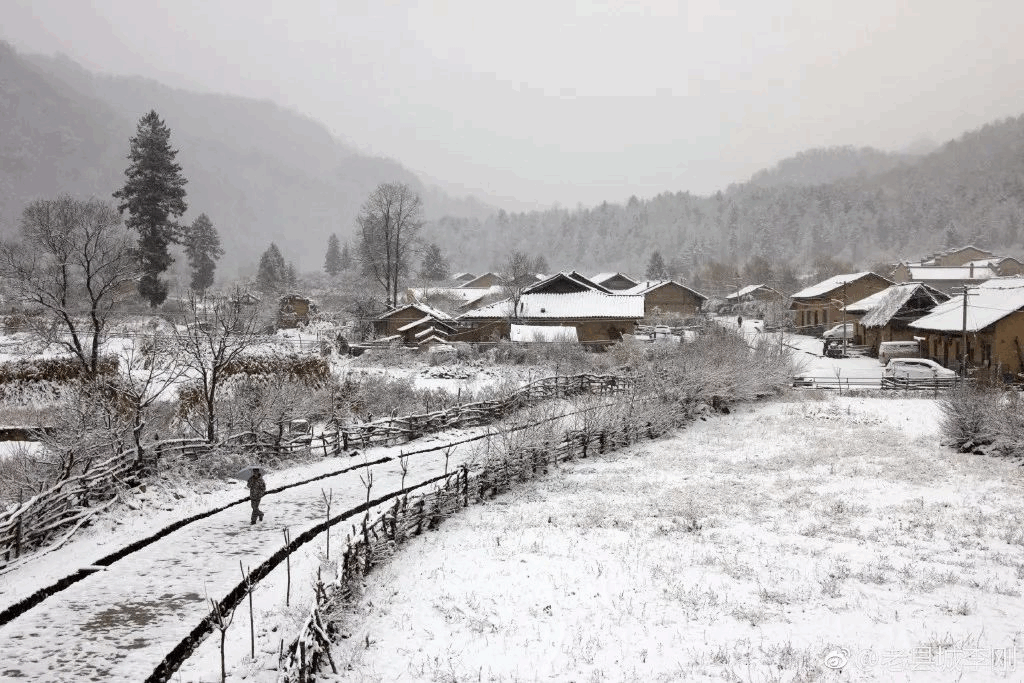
[331,394,1024,682]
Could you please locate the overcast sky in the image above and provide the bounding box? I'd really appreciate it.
[5,0,1024,209]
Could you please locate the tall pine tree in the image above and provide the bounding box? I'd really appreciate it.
[324,233,342,277]
[645,251,668,280]
[184,213,224,294]
[113,110,188,307]
[340,242,352,270]
[419,243,450,281]
[256,243,287,294]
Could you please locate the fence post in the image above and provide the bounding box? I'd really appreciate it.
[461,464,469,507]
[362,515,372,573]
[14,487,23,559]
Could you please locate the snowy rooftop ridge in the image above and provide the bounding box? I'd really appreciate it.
[855,284,949,328]
[790,272,886,300]
[460,291,645,319]
[906,265,996,280]
[910,278,1024,332]
[726,284,769,300]
[621,279,708,300]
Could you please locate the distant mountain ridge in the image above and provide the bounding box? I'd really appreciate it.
[428,116,1024,280]
[747,145,918,188]
[0,42,492,280]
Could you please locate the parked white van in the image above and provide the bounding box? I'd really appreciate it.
[878,340,922,365]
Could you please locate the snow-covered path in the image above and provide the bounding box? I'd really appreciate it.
[0,427,492,682]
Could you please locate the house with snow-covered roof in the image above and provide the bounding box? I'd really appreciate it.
[845,283,949,353]
[373,303,453,342]
[457,290,644,344]
[590,272,640,291]
[724,284,786,305]
[523,271,612,294]
[621,280,707,318]
[910,277,1024,375]
[789,272,892,335]
[460,272,504,288]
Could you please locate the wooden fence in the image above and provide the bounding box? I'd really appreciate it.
[0,374,632,567]
[275,400,683,682]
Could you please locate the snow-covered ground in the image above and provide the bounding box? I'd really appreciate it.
[733,318,886,388]
[0,421,501,682]
[331,394,1024,682]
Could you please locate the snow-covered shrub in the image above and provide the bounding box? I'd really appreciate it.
[0,355,117,384]
[939,380,1015,454]
[222,353,331,385]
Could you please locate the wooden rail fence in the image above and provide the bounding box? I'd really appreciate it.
[0,374,633,567]
[275,400,683,682]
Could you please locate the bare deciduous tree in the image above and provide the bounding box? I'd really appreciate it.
[175,293,263,443]
[0,195,138,377]
[356,183,424,306]
[500,250,535,320]
[104,330,186,462]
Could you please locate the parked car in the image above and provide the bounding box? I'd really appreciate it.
[882,358,957,381]
[822,322,855,340]
[877,340,922,365]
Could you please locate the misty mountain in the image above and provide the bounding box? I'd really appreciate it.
[0,42,492,280]
[746,146,916,188]
[427,117,1024,286]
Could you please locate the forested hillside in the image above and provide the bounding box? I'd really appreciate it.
[428,119,1024,292]
[0,43,490,278]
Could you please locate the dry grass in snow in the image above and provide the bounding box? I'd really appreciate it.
[329,394,1024,682]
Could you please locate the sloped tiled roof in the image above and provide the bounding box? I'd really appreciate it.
[622,279,708,301]
[523,271,612,294]
[591,272,639,286]
[379,303,453,321]
[461,272,503,288]
[725,284,783,300]
[910,278,1024,332]
[855,283,949,327]
[790,272,889,300]
[460,291,645,319]
[906,266,995,280]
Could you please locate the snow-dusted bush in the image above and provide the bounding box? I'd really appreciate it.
[0,355,117,384]
[939,380,1019,455]
[222,353,330,385]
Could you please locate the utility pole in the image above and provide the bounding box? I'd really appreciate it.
[950,285,973,377]
[842,280,848,356]
[960,286,969,377]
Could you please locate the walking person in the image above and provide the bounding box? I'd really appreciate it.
[247,468,266,524]
[737,315,743,328]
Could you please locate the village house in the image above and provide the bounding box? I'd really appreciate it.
[457,290,644,344]
[590,272,640,291]
[890,246,1024,293]
[846,283,949,353]
[277,294,316,329]
[523,271,612,294]
[925,245,995,267]
[910,277,1024,376]
[450,272,476,284]
[789,272,893,335]
[890,262,996,294]
[460,272,504,288]
[403,285,504,314]
[622,280,707,318]
[725,284,787,305]
[372,303,453,342]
